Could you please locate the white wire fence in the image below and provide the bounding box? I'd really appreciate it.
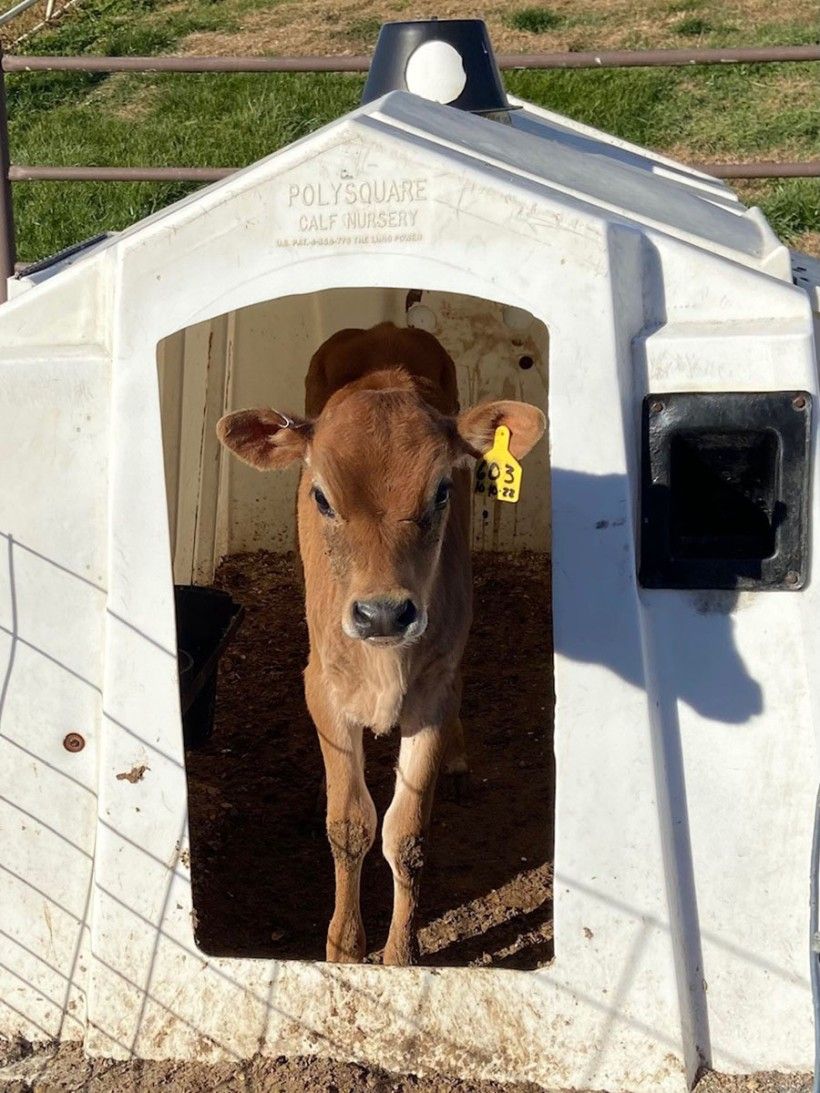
[0,0,78,45]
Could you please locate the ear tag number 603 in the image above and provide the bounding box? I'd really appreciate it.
[475,425,522,504]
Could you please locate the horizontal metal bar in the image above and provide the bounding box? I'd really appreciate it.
[2,44,820,74]
[2,54,372,72]
[8,161,820,183]
[499,45,820,69]
[709,161,820,179]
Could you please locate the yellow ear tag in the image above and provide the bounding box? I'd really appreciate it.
[475,425,522,504]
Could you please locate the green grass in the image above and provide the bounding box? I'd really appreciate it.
[675,16,715,36]
[506,7,564,34]
[339,16,384,44]
[749,178,819,240]
[21,0,240,57]
[667,0,708,12]
[5,0,818,262]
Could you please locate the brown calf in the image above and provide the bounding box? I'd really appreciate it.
[217,321,545,964]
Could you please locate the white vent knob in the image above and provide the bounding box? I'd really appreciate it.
[404,40,468,104]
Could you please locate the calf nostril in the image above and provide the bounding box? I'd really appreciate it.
[353,601,376,630]
[396,599,418,629]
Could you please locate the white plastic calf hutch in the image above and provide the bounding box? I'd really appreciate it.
[2,20,820,1092]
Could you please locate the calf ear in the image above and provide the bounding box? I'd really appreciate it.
[216,409,311,470]
[457,400,546,460]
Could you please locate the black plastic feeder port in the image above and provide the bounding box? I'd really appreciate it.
[174,585,244,748]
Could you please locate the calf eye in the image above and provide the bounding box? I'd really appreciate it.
[312,487,335,518]
[434,480,452,509]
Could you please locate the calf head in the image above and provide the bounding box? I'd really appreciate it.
[217,369,544,647]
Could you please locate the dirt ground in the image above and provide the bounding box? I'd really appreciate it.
[186,549,554,967]
[0,1037,813,1093]
[0,1038,553,1092]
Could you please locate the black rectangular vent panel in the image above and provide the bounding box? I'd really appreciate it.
[640,392,811,590]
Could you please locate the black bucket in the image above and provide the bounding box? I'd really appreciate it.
[174,586,244,748]
[361,19,515,116]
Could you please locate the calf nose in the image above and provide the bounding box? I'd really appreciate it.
[352,598,418,640]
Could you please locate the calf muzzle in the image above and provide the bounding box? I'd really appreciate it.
[352,598,419,640]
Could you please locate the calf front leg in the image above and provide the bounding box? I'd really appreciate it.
[306,661,376,963]
[382,723,445,966]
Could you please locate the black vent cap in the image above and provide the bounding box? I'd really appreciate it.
[361,19,515,115]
